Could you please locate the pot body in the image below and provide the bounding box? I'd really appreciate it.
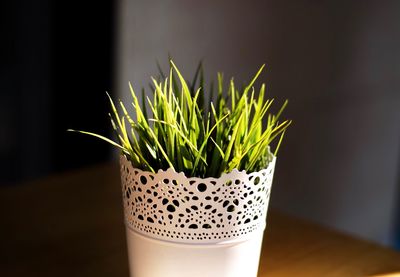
[125,227,265,277]
[120,155,275,277]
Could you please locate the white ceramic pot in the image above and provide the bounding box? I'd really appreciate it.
[120,155,276,277]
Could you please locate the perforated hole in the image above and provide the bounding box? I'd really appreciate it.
[167,205,176,212]
[140,176,147,184]
[197,183,207,192]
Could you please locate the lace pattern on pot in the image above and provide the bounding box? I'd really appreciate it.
[120,155,275,244]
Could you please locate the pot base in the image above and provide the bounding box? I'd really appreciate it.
[125,227,265,277]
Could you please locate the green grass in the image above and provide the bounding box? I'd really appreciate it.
[69,60,291,178]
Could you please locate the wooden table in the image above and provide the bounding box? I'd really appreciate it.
[1,163,399,277]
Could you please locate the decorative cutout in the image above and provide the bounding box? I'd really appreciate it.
[120,155,275,244]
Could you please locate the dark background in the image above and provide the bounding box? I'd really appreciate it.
[0,0,114,184]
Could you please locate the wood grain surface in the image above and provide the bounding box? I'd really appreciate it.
[1,163,399,277]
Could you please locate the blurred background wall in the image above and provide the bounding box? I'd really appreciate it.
[1,0,399,249]
[116,0,400,248]
[0,1,115,183]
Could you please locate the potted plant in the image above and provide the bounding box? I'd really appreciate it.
[70,60,291,277]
